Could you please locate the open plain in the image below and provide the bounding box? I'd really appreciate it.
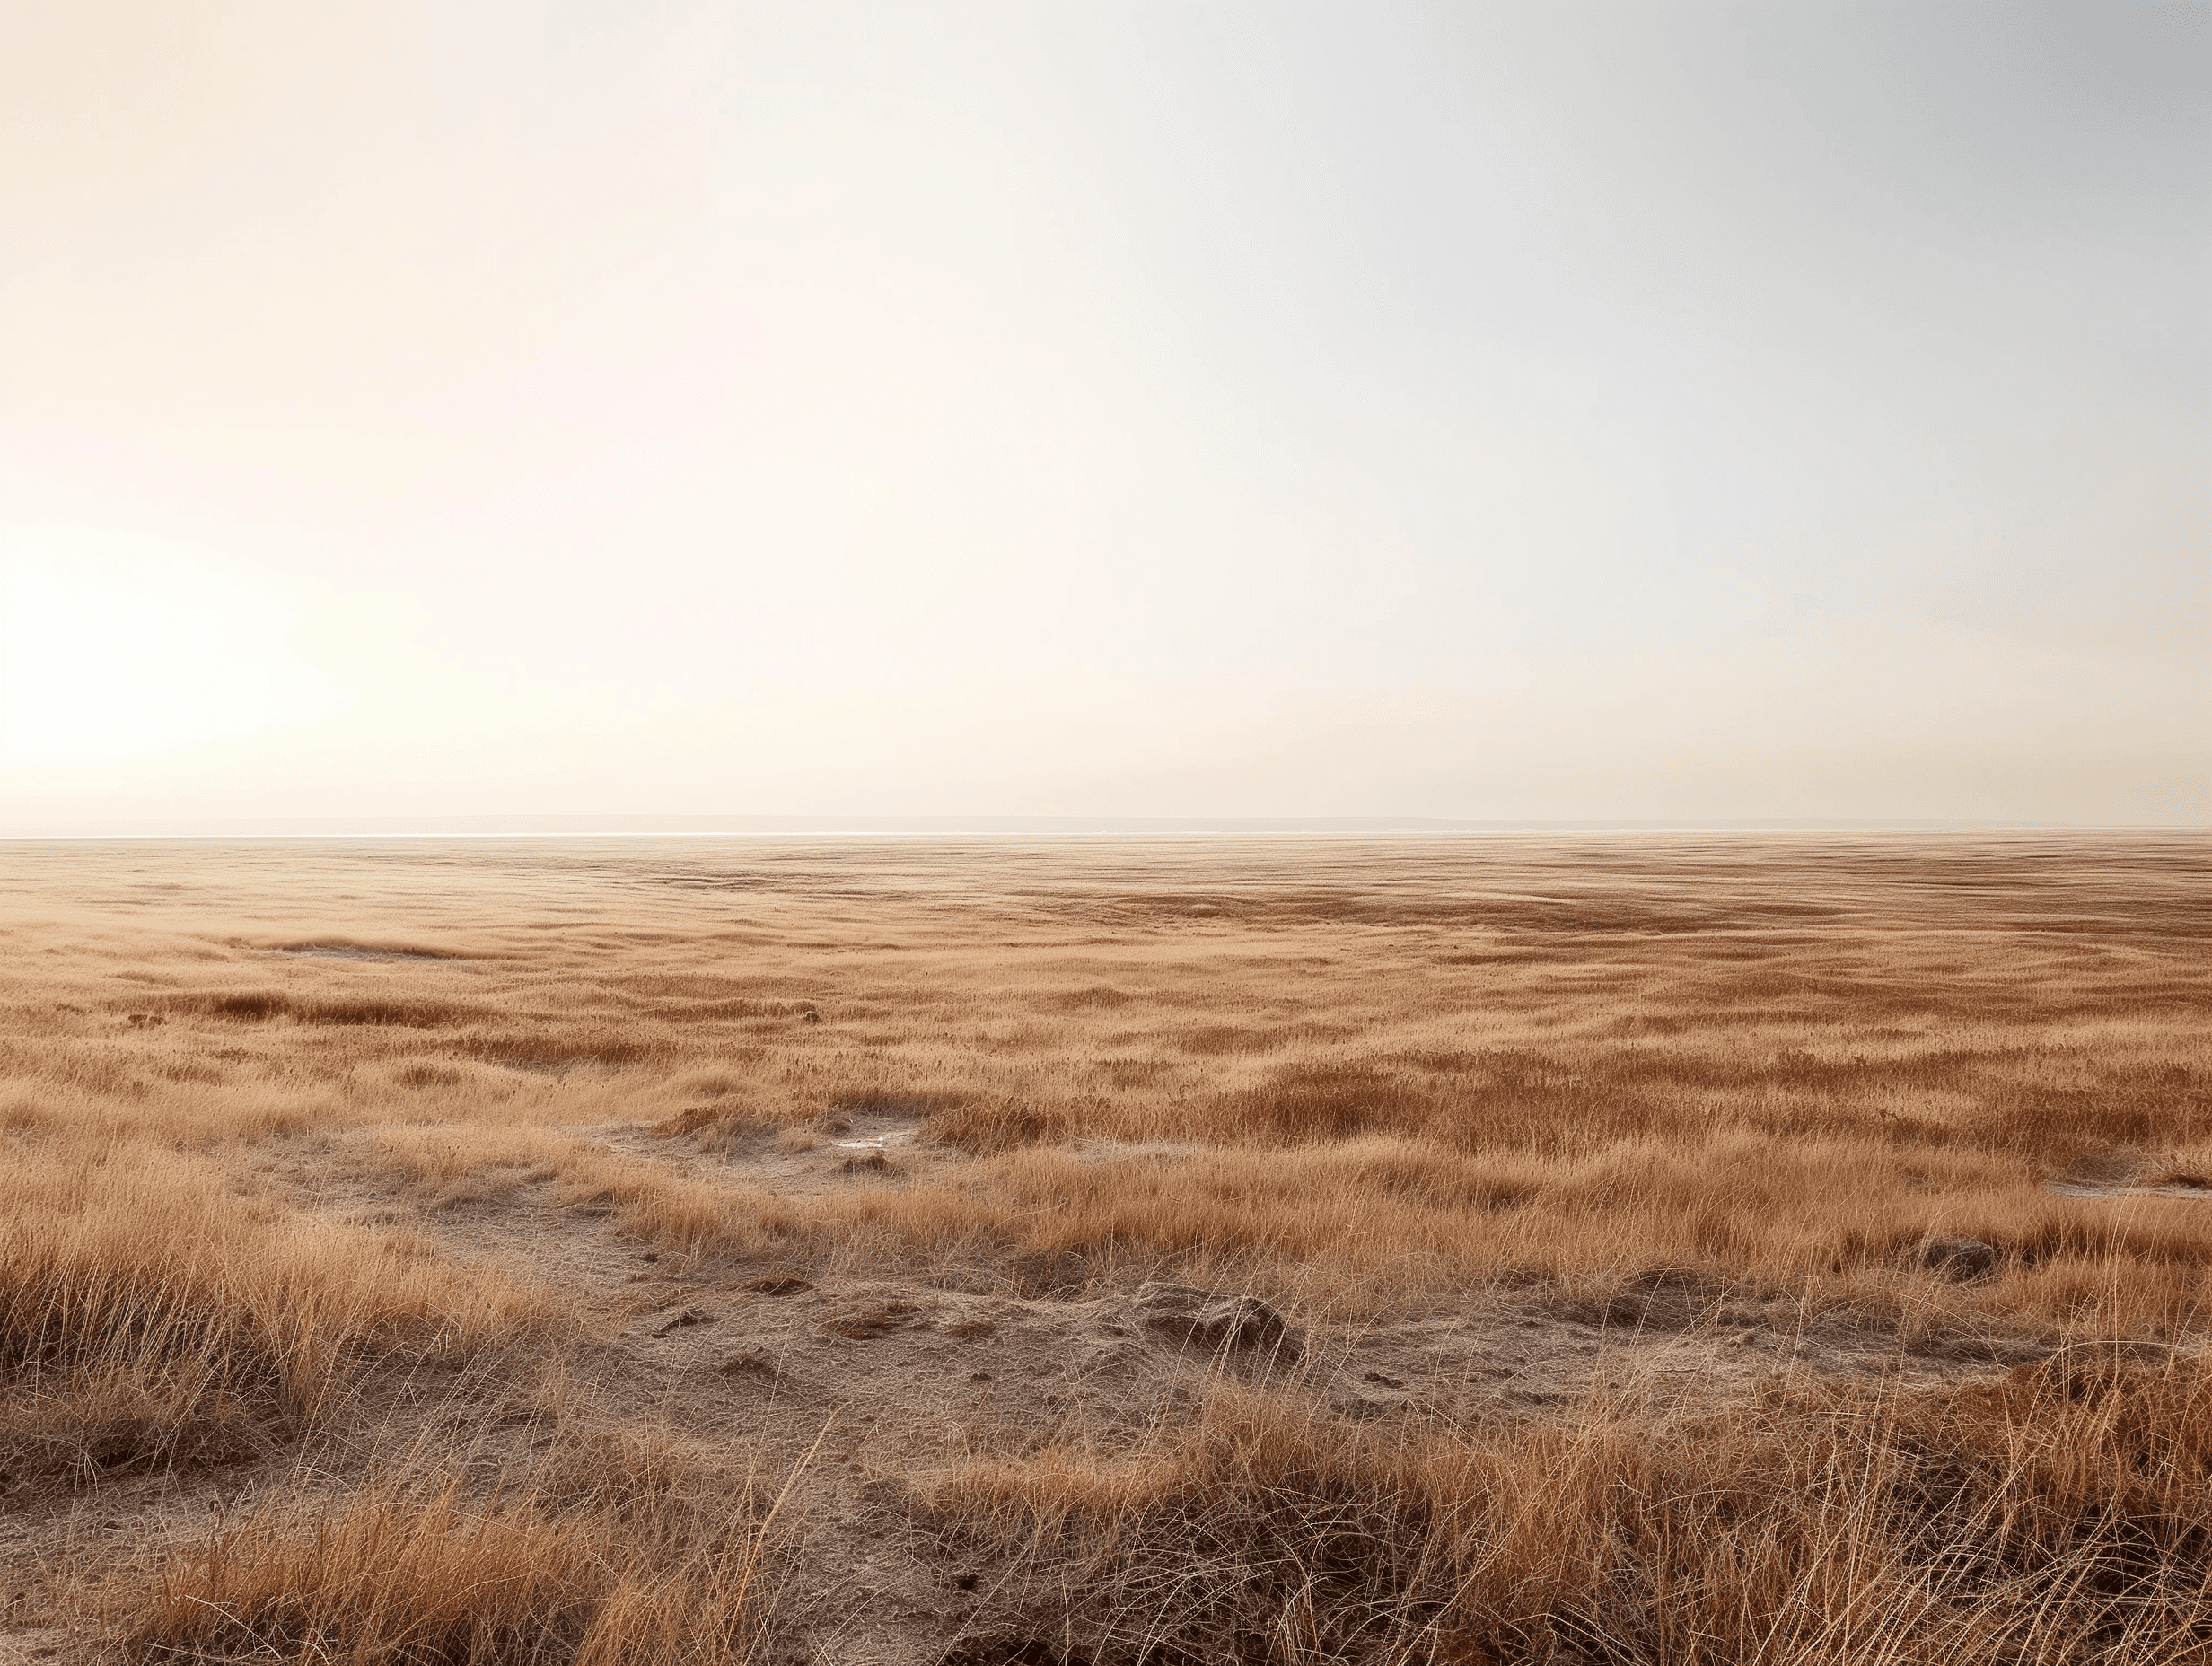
[2,833,2208,1665]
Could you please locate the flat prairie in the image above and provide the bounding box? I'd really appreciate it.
[3,834,2208,1665]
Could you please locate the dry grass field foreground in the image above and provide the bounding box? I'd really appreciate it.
[2,833,2208,1665]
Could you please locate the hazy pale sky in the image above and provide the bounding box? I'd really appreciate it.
[3,1,2206,828]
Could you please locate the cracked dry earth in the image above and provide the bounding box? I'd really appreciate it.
[0,1109,2066,1666]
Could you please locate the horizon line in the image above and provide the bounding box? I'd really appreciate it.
[4,813,2203,844]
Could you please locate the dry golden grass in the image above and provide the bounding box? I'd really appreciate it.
[135,1425,794,1666]
[1,833,2206,1662]
[0,1124,542,1489]
[933,1346,2212,1662]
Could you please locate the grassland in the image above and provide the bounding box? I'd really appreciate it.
[1,833,2207,1664]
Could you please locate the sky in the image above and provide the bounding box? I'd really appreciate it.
[2,1,2207,830]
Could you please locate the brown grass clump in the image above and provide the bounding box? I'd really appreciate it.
[138,1486,605,1665]
[932,1351,2212,1662]
[135,1445,789,1666]
[0,1130,538,1488]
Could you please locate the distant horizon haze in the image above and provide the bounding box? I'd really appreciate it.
[0,814,2193,843]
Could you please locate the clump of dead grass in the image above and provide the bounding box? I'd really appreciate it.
[133,1439,792,1666]
[813,1132,2212,1337]
[929,1349,2212,1663]
[0,1129,541,1486]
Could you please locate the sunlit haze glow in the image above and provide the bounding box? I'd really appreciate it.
[3,2,2206,830]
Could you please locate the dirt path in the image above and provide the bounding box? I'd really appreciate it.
[3,1123,2058,1666]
